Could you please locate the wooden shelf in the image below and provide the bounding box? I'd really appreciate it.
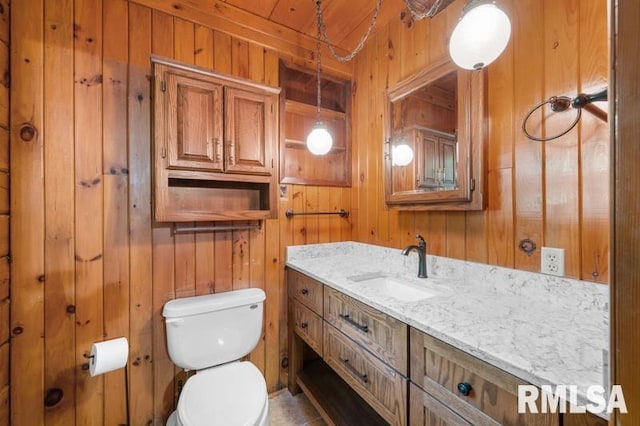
[284,138,347,154]
[297,360,388,426]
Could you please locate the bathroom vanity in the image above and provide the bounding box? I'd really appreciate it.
[286,242,608,426]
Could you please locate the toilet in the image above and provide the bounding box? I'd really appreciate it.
[163,288,269,426]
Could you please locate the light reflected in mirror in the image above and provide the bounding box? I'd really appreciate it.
[390,70,458,193]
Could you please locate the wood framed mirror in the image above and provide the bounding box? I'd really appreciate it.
[383,57,487,210]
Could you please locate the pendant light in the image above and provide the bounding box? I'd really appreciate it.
[306,0,333,156]
[449,0,511,70]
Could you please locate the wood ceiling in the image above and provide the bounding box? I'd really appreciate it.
[223,0,408,52]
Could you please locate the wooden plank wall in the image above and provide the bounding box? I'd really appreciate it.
[351,0,610,284]
[0,0,8,423]
[9,0,352,424]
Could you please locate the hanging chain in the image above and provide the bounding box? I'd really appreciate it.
[404,0,445,20]
[317,0,383,62]
[315,0,323,118]
[317,0,446,63]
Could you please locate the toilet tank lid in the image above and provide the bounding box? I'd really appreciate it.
[163,288,266,318]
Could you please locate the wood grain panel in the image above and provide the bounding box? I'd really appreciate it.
[0,342,7,387]
[74,1,105,423]
[0,385,7,426]
[543,0,580,278]
[102,1,130,424]
[578,0,608,284]
[10,0,46,423]
[0,41,7,130]
[0,0,8,47]
[612,0,640,423]
[0,130,7,172]
[43,0,77,424]
[264,219,282,392]
[127,4,154,424]
[512,0,544,274]
[151,12,177,422]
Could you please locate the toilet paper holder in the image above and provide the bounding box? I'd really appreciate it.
[84,338,130,425]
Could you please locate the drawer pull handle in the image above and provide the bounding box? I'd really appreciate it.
[340,358,368,383]
[339,313,369,333]
[300,322,308,329]
[300,288,309,295]
[457,382,472,396]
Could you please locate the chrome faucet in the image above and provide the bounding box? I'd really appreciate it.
[401,234,428,278]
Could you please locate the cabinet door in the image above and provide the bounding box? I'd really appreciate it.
[440,136,457,187]
[410,383,471,426]
[418,131,439,188]
[166,71,224,172]
[224,87,276,175]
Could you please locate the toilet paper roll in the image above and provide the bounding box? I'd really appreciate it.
[89,337,129,377]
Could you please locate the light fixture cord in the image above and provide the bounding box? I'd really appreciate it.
[317,0,383,62]
[315,0,323,119]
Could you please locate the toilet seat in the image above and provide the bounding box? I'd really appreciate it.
[177,361,268,426]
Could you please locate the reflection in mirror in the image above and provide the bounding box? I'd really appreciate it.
[391,70,458,192]
[384,57,486,210]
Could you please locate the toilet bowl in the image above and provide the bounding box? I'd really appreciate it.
[166,362,269,426]
[163,288,269,426]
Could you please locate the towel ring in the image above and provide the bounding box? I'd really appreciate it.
[521,96,582,142]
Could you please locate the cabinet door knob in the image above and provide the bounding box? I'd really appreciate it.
[300,322,308,329]
[457,382,472,396]
[300,288,309,295]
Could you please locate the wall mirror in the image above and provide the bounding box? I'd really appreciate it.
[383,57,487,210]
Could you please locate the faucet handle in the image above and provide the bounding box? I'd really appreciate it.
[416,234,426,248]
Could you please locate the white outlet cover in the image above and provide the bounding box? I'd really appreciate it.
[541,247,565,277]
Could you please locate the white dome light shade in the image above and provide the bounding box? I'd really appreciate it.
[392,144,414,166]
[306,123,333,155]
[449,1,511,70]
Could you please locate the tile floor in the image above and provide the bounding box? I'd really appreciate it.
[268,389,327,426]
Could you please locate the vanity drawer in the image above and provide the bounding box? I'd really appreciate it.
[291,299,323,355]
[409,382,471,426]
[288,268,323,315]
[324,287,407,375]
[324,323,407,426]
[410,327,556,426]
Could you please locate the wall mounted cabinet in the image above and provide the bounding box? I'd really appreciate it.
[153,57,280,222]
[384,58,487,210]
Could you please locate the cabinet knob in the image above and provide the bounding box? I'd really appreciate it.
[457,382,472,396]
[300,322,308,329]
[300,288,309,295]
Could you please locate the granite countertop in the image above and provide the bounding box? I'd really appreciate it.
[286,241,609,416]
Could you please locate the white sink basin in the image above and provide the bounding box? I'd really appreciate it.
[347,275,439,302]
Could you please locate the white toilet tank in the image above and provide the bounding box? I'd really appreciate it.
[163,288,265,371]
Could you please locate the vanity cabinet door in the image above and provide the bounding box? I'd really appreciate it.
[409,383,471,426]
[324,323,407,426]
[288,269,323,315]
[324,287,407,375]
[291,300,323,355]
[410,328,557,426]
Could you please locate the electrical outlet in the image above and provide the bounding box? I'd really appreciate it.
[541,247,565,277]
